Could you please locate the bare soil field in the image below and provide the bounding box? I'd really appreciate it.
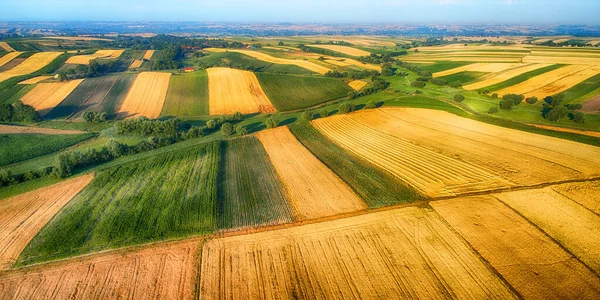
[0,239,200,299]
[431,196,600,299]
[0,42,15,52]
[552,180,600,215]
[142,50,155,60]
[463,63,553,91]
[308,44,371,57]
[17,75,52,85]
[348,80,368,91]
[582,94,600,113]
[312,111,513,198]
[0,52,62,83]
[256,127,366,220]
[496,187,600,273]
[200,206,516,299]
[0,174,93,271]
[433,63,521,77]
[0,125,84,135]
[0,52,22,68]
[207,67,276,115]
[20,79,85,116]
[523,65,600,98]
[207,48,331,74]
[495,64,589,96]
[117,72,170,119]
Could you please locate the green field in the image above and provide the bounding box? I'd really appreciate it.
[561,73,600,103]
[289,122,423,208]
[483,64,564,92]
[0,84,34,104]
[418,61,472,73]
[257,73,352,111]
[196,51,313,74]
[0,133,95,167]
[439,71,486,84]
[219,137,293,228]
[161,71,209,117]
[19,142,220,265]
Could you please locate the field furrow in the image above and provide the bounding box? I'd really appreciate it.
[117,72,171,119]
[207,67,275,115]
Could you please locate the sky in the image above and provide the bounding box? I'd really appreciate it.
[0,0,598,24]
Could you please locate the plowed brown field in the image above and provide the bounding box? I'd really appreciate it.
[21,79,85,116]
[0,174,93,271]
[117,72,171,119]
[256,127,366,220]
[0,52,22,68]
[0,239,200,299]
[432,196,600,299]
[207,67,276,115]
[0,52,62,83]
[464,63,553,91]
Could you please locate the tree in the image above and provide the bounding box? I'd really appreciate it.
[430,78,447,86]
[547,106,569,122]
[365,100,377,109]
[502,94,525,105]
[57,72,67,82]
[106,139,125,158]
[381,63,394,76]
[491,93,499,99]
[572,111,586,123]
[0,104,14,122]
[53,152,73,178]
[206,119,217,129]
[265,117,279,129]
[278,41,285,46]
[236,125,248,135]
[301,111,314,121]
[449,81,463,88]
[0,169,14,187]
[220,122,233,136]
[411,81,426,88]
[12,101,41,122]
[320,109,328,118]
[488,107,499,114]
[453,94,465,102]
[348,91,356,99]
[232,111,243,121]
[526,96,539,105]
[499,98,514,110]
[339,102,355,114]
[566,103,583,111]
[542,94,565,118]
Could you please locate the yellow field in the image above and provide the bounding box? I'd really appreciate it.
[325,57,380,70]
[207,67,276,115]
[143,50,155,60]
[403,55,523,63]
[523,65,600,98]
[463,63,553,90]
[42,36,112,41]
[495,64,589,96]
[256,127,365,220]
[117,72,171,119]
[432,196,600,299]
[17,75,52,84]
[312,111,513,197]
[529,124,600,138]
[308,44,371,57]
[496,187,600,273]
[0,42,15,52]
[0,174,93,271]
[201,206,515,299]
[523,55,600,65]
[207,48,331,74]
[65,49,124,64]
[0,52,22,68]
[128,59,143,69]
[306,35,397,47]
[433,62,521,77]
[21,79,85,116]
[531,50,600,57]
[0,52,62,83]
[553,38,571,43]
[552,180,600,214]
[348,80,368,91]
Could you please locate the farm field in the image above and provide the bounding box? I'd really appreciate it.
[256,127,366,220]
[65,49,125,65]
[256,73,352,111]
[20,79,84,116]
[308,44,371,56]
[200,206,516,299]
[17,75,52,84]
[161,71,209,116]
[463,63,553,90]
[0,132,94,166]
[522,65,600,98]
[0,52,22,68]
[495,64,590,96]
[0,42,15,52]
[219,137,293,229]
[324,57,381,71]
[197,51,313,74]
[432,62,520,77]
[552,180,600,214]
[208,48,331,74]
[207,67,275,115]
[0,239,200,299]
[142,50,155,60]
[116,72,170,118]
[529,124,600,138]
[0,124,84,134]
[431,196,600,299]
[0,52,62,83]
[348,79,368,91]
[18,143,220,265]
[128,59,142,69]
[0,174,93,270]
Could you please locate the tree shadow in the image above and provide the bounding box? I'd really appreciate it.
[279,117,297,127]
[246,121,266,134]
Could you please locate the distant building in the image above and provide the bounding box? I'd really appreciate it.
[182,67,194,72]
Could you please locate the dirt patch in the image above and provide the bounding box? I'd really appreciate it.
[582,94,600,113]
[0,125,85,135]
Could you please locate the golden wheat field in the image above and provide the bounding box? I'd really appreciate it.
[65,49,124,64]
[0,52,22,68]
[117,72,171,119]
[0,52,62,83]
[20,79,85,116]
[0,174,93,271]
[495,64,589,96]
[307,44,371,57]
[42,36,111,41]
[463,63,553,90]
[200,206,516,299]
[348,80,368,91]
[17,75,52,84]
[207,48,331,74]
[523,65,600,98]
[528,124,600,138]
[431,196,600,299]
[324,57,380,70]
[207,67,276,115]
[128,59,143,69]
[142,50,155,60]
[552,180,600,214]
[433,62,521,77]
[0,42,15,52]
[256,127,366,220]
[523,55,600,65]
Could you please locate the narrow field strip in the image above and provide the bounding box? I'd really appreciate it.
[433,62,521,78]
[0,125,84,135]
[207,67,275,115]
[128,59,142,69]
[307,44,371,56]
[0,174,94,271]
[117,72,171,119]
[0,52,62,83]
[17,75,52,85]
[0,42,15,52]
[495,64,589,96]
[200,206,516,299]
[21,79,85,116]
[463,63,553,91]
[431,196,600,299]
[523,55,600,65]
[0,52,22,68]
[207,48,331,74]
[524,65,600,98]
[143,50,155,60]
[65,49,124,65]
[256,126,366,220]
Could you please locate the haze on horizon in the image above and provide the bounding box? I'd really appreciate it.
[0,0,598,25]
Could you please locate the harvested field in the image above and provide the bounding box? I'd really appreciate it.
[528,124,600,138]
[220,137,293,229]
[432,196,600,299]
[256,127,366,220]
[200,206,516,299]
[143,50,155,60]
[496,187,600,273]
[523,65,600,98]
[326,57,380,71]
[209,49,330,74]
[0,42,15,52]
[0,125,84,135]
[0,52,22,68]
[17,75,52,84]
[117,72,170,119]
[552,180,600,215]
[0,174,93,270]
[313,111,513,198]
[207,67,275,115]
[128,59,142,69]
[463,63,553,91]
[0,240,200,299]
[0,52,62,83]
[496,64,590,96]
[523,55,600,65]
[20,79,85,116]
[348,80,368,91]
[162,71,209,116]
[403,55,522,63]
[433,62,521,78]
[332,108,600,187]
[65,49,124,65]
[42,36,111,41]
[308,44,371,56]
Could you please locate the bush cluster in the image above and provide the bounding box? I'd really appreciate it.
[0,102,41,123]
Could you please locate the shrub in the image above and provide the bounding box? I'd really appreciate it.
[449,81,463,88]
[265,117,279,129]
[411,81,426,88]
[184,126,204,139]
[572,111,586,123]
[503,93,525,105]
[236,125,248,135]
[415,90,423,94]
[430,78,447,86]
[499,99,514,110]
[415,77,430,82]
[220,122,234,136]
[348,91,356,99]
[491,93,498,99]
[453,94,465,102]
[488,107,499,114]
[0,169,14,187]
[320,109,328,118]
[82,111,107,123]
[526,96,539,105]
[365,100,377,109]
[301,110,314,121]
[339,102,355,114]
[232,111,243,121]
[206,119,217,129]
[566,103,583,111]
